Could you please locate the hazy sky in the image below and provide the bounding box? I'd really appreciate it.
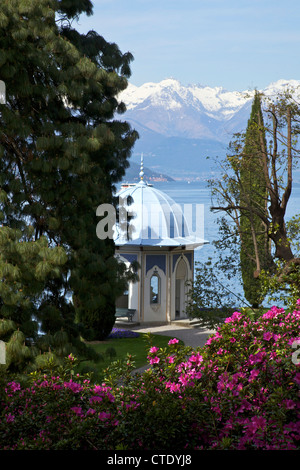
[76,0,300,91]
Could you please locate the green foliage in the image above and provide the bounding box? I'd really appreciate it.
[79,331,179,384]
[206,89,300,312]
[0,0,138,356]
[186,257,238,328]
[186,213,257,327]
[260,259,300,310]
[286,214,300,256]
[103,353,136,390]
[257,214,300,308]
[239,91,270,307]
[0,225,68,372]
[105,347,117,359]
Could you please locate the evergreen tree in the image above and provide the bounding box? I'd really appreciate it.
[239,92,271,307]
[0,0,138,368]
[0,223,68,372]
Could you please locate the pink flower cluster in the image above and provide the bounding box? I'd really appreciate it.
[0,374,120,450]
[0,302,299,450]
[144,303,300,449]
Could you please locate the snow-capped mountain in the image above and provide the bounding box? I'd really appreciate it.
[121,78,251,121]
[118,79,300,180]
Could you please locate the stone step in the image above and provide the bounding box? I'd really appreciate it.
[170,318,203,328]
[114,319,140,328]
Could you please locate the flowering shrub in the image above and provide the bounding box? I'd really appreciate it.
[0,303,299,450]
[128,304,300,450]
[0,355,121,449]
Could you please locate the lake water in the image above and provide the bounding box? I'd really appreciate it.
[151,180,300,306]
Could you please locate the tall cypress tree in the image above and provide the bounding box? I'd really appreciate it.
[0,0,138,366]
[239,92,270,307]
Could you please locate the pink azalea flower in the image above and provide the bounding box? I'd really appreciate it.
[5,413,15,423]
[179,373,188,386]
[90,396,103,403]
[168,338,179,345]
[294,373,300,386]
[263,332,273,341]
[283,399,296,410]
[246,416,267,435]
[98,411,111,421]
[225,311,242,323]
[93,385,105,394]
[166,382,181,393]
[248,351,265,364]
[249,369,260,382]
[149,356,160,364]
[237,400,252,413]
[64,380,83,393]
[189,353,203,365]
[71,406,83,416]
[252,416,267,430]
[149,346,159,353]
[7,382,21,393]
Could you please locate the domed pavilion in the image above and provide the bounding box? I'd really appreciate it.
[114,159,208,324]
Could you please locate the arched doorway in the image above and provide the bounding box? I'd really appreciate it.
[175,257,187,319]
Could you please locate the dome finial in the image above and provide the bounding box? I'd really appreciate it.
[139,153,144,181]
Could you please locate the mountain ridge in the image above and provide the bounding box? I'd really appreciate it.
[119,78,300,180]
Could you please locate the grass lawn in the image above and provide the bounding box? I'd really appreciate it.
[80,329,184,382]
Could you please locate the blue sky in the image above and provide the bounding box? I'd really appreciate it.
[76,0,300,91]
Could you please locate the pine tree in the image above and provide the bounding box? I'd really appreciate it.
[0,0,138,369]
[0,223,68,372]
[239,92,270,307]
